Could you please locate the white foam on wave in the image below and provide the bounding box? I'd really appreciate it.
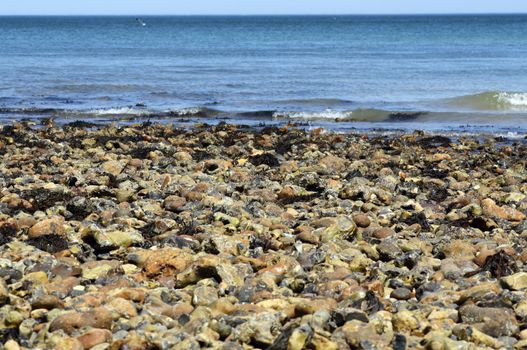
[273,109,354,120]
[496,92,527,107]
[444,91,527,111]
[170,107,205,116]
[87,107,152,116]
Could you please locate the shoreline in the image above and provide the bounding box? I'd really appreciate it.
[1,116,527,141]
[0,121,526,349]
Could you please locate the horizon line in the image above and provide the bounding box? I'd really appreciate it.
[1,12,526,16]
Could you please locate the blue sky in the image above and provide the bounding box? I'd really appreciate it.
[1,0,526,15]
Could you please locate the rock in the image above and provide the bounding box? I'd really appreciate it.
[54,337,84,350]
[0,278,9,306]
[81,261,117,280]
[372,227,394,239]
[3,340,20,350]
[28,217,65,239]
[49,307,113,334]
[481,198,525,222]
[288,324,313,350]
[163,195,187,212]
[453,325,504,349]
[319,155,347,173]
[115,189,135,203]
[318,216,356,243]
[331,308,369,325]
[501,272,527,291]
[514,300,527,320]
[391,288,413,301]
[424,332,478,350]
[2,121,527,349]
[352,213,371,228]
[459,304,518,337]
[77,329,112,350]
[340,319,392,349]
[377,241,403,261]
[81,225,144,250]
[108,297,137,318]
[392,310,420,333]
[193,286,219,307]
[101,160,125,176]
[31,294,64,310]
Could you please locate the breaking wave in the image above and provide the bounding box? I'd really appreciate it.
[0,106,221,119]
[443,91,527,110]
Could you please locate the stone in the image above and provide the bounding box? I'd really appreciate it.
[288,324,313,350]
[54,337,84,350]
[372,227,394,239]
[481,198,525,222]
[115,189,135,203]
[31,294,64,310]
[77,329,112,350]
[0,277,9,306]
[163,195,187,212]
[392,310,420,333]
[352,213,371,228]
[108,298,137,319]
[49,307,113,334]
[81,225,144,250]
[101,160,125,176]
[3,340,20,350]
[193,286,219,306]
[459,304,518,337]
[28,217,65,239]
[391,288,413,301]
[501,272,527,291]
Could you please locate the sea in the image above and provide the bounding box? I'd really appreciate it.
[1,15,527,134]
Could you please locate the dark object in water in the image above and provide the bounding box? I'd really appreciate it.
[237,110,276,118]
[26,234,69,254]
[249,153,280,167]
[416,135,452,148]
[64,120,98,128]
[465,251,517,278]
[388,112,426,121]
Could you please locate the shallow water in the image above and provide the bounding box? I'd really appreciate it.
[1,15,527,133]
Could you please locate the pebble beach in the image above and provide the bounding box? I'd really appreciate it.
[0,121,526,350]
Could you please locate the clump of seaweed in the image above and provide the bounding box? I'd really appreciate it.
[64,120,98,128]
[26,234,69,254]
[0,224,17,246]
[465,251,517,278]
[19,189,72,212]
[249,153,280,167]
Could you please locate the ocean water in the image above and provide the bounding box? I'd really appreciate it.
[1,15,527,133]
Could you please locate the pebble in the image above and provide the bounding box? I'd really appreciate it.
[391,287,413,300]
[0,123,525,349]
